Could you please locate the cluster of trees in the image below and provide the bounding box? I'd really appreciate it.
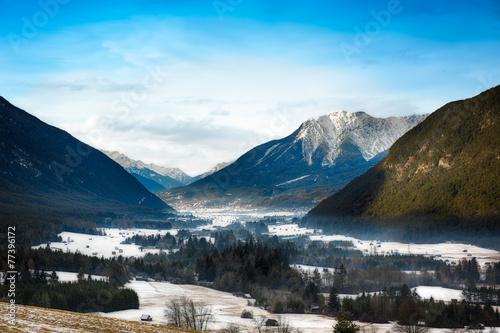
[0,268,138,313]
[124,233,308,309]
[195,241,297,290]
[121,227,492,317]
[297,243,483,294]
[295,241,361,267]
[0,246,139,312]
[5,219,498,331]
[164,296,213,330]
[463,286,500,305]
[129,252,196,284]
[486,263,500,285]
[99,219,173,230]
[122,232,179,249]
[434,258,480,288]
[0,247,132,285]
[336,284,500,328]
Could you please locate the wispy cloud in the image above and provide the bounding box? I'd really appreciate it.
[1,1,499,174]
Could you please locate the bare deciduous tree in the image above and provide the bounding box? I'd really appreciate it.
[164,296,213,331]
[219,324,242,333]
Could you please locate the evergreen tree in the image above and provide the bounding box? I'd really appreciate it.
[334,264,347,290]
[49,270,59,284]
[333,312,359,333]
[77,267,85,283]
[327,286,341,315]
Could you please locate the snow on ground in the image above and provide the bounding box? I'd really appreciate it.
[102,281,477,333]
[191,210,307,220]
[413,286,464,302]
[310,235,359,242]
[54,271,108,282]
[276,175,310,186]
[310,235,500,268]
[268,224,315,237]
[101,280,338,332]
[292,264,335,275]
[32,229,178,259]
[340,286,463,303]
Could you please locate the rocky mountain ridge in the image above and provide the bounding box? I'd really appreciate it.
[160,111,426,211]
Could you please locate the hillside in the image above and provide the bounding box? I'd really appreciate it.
[160,111,425,211]
[0,97,173,244]
[306,86,500,239]
[0,302,196,333]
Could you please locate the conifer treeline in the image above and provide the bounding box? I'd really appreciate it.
[340,284,500,327]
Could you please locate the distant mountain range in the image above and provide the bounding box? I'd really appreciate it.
[0,97,173,229]
[306,86,500,241]
[192,161,233,182]
[101,150,232,193]
[160,111,426,211]
[100,150,189,192]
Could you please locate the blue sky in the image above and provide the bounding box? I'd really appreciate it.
[1,0,499,175]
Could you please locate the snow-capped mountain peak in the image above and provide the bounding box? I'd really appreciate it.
[161,110,427,210]
[294,111,426,166]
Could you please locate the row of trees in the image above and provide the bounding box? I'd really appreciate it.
[1,269,138,313]
[0,247,133,286]
[334,284,500,328]
[463,286,500,304]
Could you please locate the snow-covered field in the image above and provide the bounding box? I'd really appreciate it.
[54,271,108,282]
[101,281,475,333]
[338,286,464,303]
[191,210,307,218]
[101,280,339,332]
[22,212,500,333]
[292,264,334,275]
[32,229,178,259]
[31,214,500,267]
[310,235,500,268]
[413,286,464,302]
[268,224,315,237]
